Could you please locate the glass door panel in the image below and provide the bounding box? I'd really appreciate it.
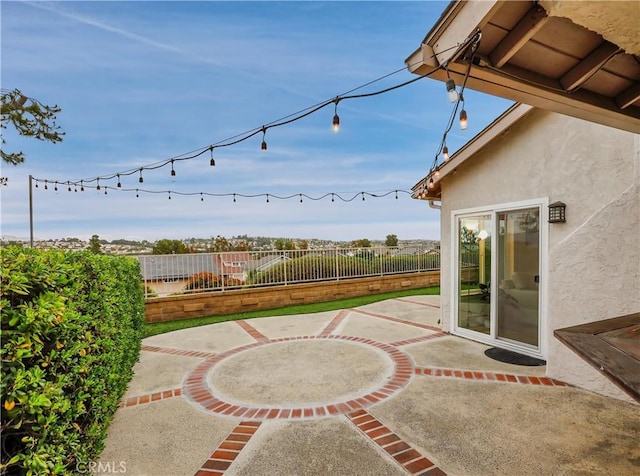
[496,208,539,346]
[457,215,492,335]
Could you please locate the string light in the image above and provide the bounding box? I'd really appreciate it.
[446,78,458,103]
[31,32,483,209]
[96,178,100,191]
[54,182,58,191]
[261,127,267,151]
[32,177,414,204]
[459,108,468,130]
[44,180,48,190]
[67,181,72,192]
[442,145,449,162]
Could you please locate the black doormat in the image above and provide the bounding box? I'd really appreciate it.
[484,347,546,366]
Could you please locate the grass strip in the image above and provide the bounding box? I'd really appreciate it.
[143,286,439,338]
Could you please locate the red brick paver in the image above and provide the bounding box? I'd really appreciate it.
[195,421,261,475]
[347,409,444,475]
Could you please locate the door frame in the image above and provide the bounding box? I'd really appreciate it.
[450,198,549,359]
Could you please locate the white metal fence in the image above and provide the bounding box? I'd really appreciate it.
[137,246,440,298]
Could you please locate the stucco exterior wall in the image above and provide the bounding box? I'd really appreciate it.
[439,109,639,402]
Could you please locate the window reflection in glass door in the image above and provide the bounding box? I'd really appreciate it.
[457,215,492,334]
[496,208,540,346]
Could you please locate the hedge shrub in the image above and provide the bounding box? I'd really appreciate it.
[1,247,145,475]
[183,272,244,293]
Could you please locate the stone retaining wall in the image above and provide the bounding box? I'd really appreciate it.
[145,271,440,323]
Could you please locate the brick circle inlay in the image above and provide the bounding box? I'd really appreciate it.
[183,335,414,420]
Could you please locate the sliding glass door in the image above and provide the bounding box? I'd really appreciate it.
[454,203,543,355]
[496,208,540,346]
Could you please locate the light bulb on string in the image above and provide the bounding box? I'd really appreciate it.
[209,146,215,166]
[446,78,458,103]
[332,98,340,132]
[117,174,121,188]
[168,191,171,200]
[362,192,365,201]
[233,193,236,203]
[261,127,267,151]
[54,182,58,191]
[459,93,468,130]
[35,181,39,188]
[200,193,204,202]
[139,169,144,183]
[44,180,48,190]
[434,169,441,179]
[67,182,71,192]
[459,109,468,130]
[96,178,100,191]
[428,177,435,189]
[80,181,84,192]
[170,160,176,176]
[299,194,303,203]
[331,193,335,202]
[395,190,398,200]
[104,187,108,195]
[136,189,139,198]
[443,145,449,162]
[266,194,269,203]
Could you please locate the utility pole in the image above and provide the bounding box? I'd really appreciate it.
[29,174,34,248]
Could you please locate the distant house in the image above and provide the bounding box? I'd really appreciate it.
[214,252,252,283]
[407,0,639,403]
[137,254,218,297]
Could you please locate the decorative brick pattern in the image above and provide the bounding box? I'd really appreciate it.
[234,319,269,342]
[354,309,443,333]
[347,409,445,475]
[414,367,570,386]
[194,421,261,475]
[318,309,351,337]
[119,387,182,408]
[141,345,215,359]
[183,335,414,420]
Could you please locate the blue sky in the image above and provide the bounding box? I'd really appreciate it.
[1,1,512,242]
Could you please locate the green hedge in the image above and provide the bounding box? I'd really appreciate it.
[250,254,435,285]
[1,247,145,475]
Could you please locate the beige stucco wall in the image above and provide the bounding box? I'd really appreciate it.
[438,109,639,402]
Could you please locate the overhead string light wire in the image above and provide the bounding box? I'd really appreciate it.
[41,182,412,203]
[421,30,481,196]
[34,31,480,195]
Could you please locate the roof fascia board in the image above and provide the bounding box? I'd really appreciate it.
[424,0,500,67]
[426,63,640,134]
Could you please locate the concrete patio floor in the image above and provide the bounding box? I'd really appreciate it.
[98,296,640,475]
